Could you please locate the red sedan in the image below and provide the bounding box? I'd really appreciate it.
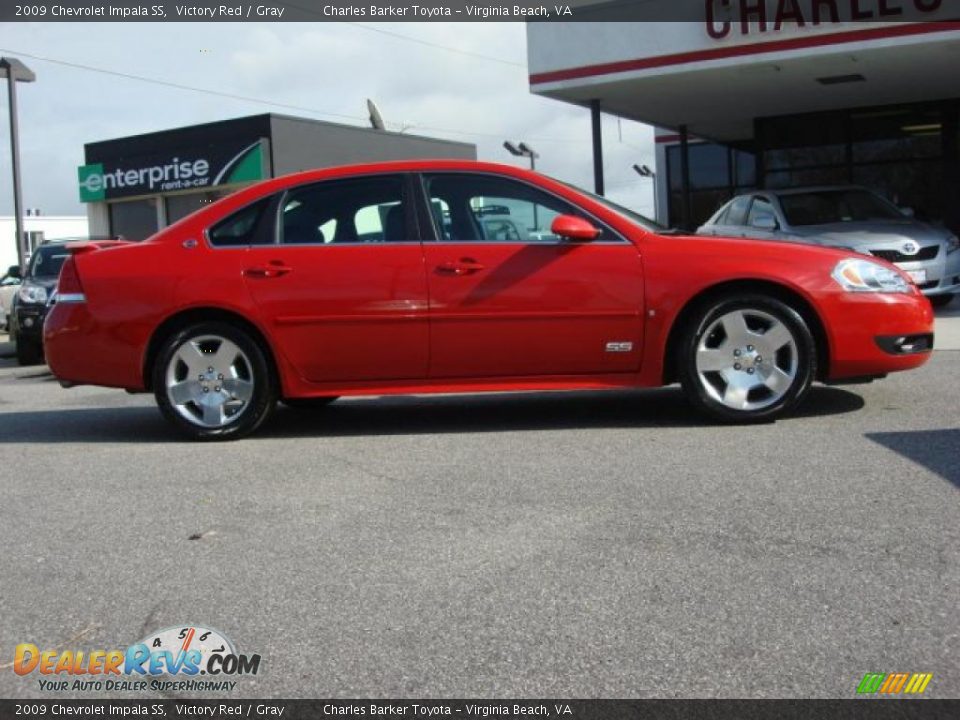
[44,161,933,440]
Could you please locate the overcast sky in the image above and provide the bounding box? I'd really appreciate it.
[0,22,655,218]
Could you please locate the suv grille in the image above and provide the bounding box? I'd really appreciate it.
[870,246,939,263]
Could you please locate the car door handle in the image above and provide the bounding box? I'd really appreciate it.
[435,258,485,276]
[245,261,292,279]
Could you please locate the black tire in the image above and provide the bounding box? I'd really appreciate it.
[15,333,43,366]
[677,294,816,423]
[153,321,277,441]
[281,396,339,409]
[929,294,954,308]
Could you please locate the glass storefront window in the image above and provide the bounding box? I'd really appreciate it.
[109,199,158,241]
[851,107,943,163]
[765,166,849,189]
[852,160,945,225]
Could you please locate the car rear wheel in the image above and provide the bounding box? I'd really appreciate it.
[153,322,277,441]
[929,293,954,308]
[15,333,43,366]
[678,294,816,423]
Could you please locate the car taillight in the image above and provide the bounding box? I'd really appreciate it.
[57,256,85,300]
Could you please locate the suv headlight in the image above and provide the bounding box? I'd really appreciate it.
[832,258,911,294]
[18,283,48,305]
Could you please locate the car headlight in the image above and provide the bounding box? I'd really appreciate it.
[17,283,48,305]
[947,235,959,253]
[831,258,911,294]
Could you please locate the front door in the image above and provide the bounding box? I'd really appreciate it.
[420,172,645,379]
[240,174,429,383]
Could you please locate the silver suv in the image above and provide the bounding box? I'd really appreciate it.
[698,186,960,306]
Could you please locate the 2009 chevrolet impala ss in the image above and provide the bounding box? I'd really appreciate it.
[44,161,934,440]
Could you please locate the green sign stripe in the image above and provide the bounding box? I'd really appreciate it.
[223,144,263,186]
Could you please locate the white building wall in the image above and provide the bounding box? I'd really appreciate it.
[0,216,90,272]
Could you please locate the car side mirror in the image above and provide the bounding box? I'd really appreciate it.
[752,213,778,231]
[6,265,22,280]
[900,207,915,218]
[551,215,601,241]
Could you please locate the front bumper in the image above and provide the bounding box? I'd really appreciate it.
[825,291,934,381]
[892,249,960,297]
[13,304,48,340]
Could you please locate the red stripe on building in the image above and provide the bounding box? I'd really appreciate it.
[529,21,960,85]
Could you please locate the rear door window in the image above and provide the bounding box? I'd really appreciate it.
[280,175,410,245]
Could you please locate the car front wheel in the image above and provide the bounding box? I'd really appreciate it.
[678,294,816,423]
[153,322,277,440]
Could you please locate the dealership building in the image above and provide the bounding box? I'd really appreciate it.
[527,5,960,232]
[79,113,475,240]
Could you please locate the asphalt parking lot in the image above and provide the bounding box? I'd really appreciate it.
[0,307,957,699]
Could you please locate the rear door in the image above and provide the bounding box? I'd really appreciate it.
[236,174,430,383]
[418,172,645,379]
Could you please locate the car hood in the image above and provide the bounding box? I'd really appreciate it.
[786,220,951,248]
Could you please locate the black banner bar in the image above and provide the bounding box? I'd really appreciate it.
[1,0,958,23]
[2,700,960,720]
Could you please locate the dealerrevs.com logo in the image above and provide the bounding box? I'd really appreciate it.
[12,625,261,693]
[856,672,933,695]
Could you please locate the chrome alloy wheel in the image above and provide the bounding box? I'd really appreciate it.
[164,334,255,428]
[694,309,798,412]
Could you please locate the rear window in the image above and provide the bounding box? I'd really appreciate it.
[722,196,751,226]
[208,198,272,247]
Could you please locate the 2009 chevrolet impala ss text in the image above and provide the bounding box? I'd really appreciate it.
[43,160,934,440]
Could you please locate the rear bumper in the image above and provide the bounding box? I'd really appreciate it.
[825,292,934,380]
[44,302,145,390]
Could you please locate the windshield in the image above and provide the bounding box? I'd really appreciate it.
[27,246,71,280]
[777,190,905,226]
[560,181,668,233]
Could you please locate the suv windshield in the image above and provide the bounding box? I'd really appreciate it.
[777,190,905,226]
[27,245,71,280]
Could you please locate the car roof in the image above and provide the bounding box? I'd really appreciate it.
[766,185,872,196]
[273,159,542,187]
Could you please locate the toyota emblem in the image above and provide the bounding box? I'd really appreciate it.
[901,241,919,256]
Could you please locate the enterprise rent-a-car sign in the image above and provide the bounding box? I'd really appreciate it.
[78,139,267,202]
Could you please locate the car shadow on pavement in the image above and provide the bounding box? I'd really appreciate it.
[0,386,865,444]
[865,429,960,489]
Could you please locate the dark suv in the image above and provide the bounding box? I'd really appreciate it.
[11,241,79,365]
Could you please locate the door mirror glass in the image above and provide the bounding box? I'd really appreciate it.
[551,215,601,241]
[751,212,778,231]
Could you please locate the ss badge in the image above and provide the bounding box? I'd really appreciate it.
[605,341,634,353]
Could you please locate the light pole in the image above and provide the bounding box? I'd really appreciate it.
[633,163,658,222]
[504,140,541,229]
[0,57,35,272]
